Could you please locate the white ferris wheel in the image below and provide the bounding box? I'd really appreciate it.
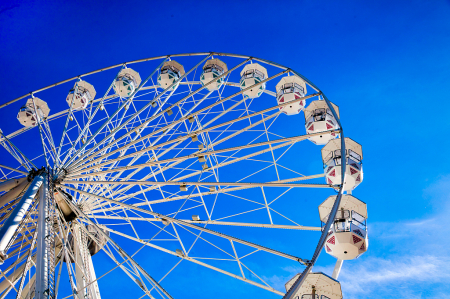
[0,52,368,299]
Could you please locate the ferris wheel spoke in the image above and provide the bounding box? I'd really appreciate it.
[92,215,321,231]
[71,123,289,195]
[58,112,104,161]
[78,88,184,179]
[261,112,283,181]
[64,55,213,171]
[103,222,286,296]
[0,255,33,296]
[94,192,312,233]
[126,88,215,160]
[69,91,320,179]
[185,255,285,295]
[144,259,183,297]
[73,94,175,179]
[174,219,289,294]
[57,78,83,168]
[30,96,54,168]
[99,245,157,299]
[0,165,27,177]
[60,58,169,169]
[63,179,331,190]
[0,238,32,274]
[85,109,159,180]
[0,270,19,297]
[14,226,38,299]
[40,119,61,165]
[135,114,313,190]
[86,173,327,217]
[0,131,36,171]
[67,210,173,299]
[67,58,251,172]
[67,130,333,179]
[0,260,33,297]
[68,69,286,174]
[67,63,128,149]
[152,139,309,186]
[82,115,140,174]
[188,220,319,231]
[60,185,309,267]
[231,244,246,277]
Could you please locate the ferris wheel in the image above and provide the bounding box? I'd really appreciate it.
[0,52,368,299]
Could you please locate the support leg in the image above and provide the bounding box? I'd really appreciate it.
[332,258,343,280]
[0,174,44,262]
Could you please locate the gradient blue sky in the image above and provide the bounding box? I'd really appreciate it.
[1,0,450,298]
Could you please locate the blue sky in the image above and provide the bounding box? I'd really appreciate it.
[1,0,450,298]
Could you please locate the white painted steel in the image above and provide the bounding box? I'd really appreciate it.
[0,175,43,258]
[0,179,28,205]
[35,174,48,299]
[332,259,343,279]
[0,53,365,298]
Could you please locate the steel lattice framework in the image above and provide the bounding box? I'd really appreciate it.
[0,52,350,299]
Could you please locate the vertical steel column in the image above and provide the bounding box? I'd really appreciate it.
[67,202,172,299]
[67,223,100,299]
[0,174,44,260]
[36,173,56,299]
[35,173,48,298]
[86,254,101,299]
[332,258,343,279]
[73,223,89,299]
[72,223,101,299]
[79,226,101,299]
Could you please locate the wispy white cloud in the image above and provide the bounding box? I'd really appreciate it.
[264,175,450,298]
[261,265,302,292]
[338,174,450,298]
[339,255,450,298]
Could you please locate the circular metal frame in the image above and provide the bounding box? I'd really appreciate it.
[0,52,350,299]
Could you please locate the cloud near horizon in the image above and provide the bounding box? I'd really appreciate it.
[339,175,450,298]
[263,175,450,298]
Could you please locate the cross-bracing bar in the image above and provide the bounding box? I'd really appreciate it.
[60,185,309,265]
[63,55,212,170]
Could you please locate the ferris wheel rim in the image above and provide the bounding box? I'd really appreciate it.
[0,52,355,299]
[0,52,324,111]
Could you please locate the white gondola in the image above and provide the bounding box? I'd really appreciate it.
[322,138,363,191]
[304,100,340,145]
[319,195,368,260]
[240,63,268,98]
[200,58,228,91]
[276,76,307,115]
[285,272,343,299]
[66,80,96,110]
[157,60,185,91]
[113,67,142,97]
[17,98,50,127]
